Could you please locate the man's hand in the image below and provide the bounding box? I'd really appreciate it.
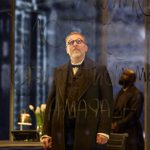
[96,133,108,144]
[41,136,52,150]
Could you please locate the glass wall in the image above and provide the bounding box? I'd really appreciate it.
[12,0,99,130]
[107,0,145,132]
[107,0,144,95]
[0,0,147,146]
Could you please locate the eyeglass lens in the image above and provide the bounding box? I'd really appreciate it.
[68,39,83,45]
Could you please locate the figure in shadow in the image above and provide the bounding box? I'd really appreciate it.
[112,69,144,150]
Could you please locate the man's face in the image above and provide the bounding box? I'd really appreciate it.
[119,72,130,86]
[66,34,88,60]
[119,70,135,86]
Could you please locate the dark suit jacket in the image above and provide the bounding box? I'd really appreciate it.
[43,57,113,150]
[112,86,144,150]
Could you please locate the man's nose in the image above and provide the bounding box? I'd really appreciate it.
[73,40,78,45]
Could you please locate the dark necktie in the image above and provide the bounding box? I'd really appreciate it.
[71,64,82,68]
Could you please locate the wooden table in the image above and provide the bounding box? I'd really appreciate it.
[0,141,43,150]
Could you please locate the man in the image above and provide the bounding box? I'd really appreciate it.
[42,32,113,150]
[112,69,144,150]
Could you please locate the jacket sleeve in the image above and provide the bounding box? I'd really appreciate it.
[97,66,113,135]
[43,69,56,136]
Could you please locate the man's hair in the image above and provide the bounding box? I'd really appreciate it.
[65,32,86,42]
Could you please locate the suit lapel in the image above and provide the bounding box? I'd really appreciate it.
[77,58,96,101]
[57,63,69,101]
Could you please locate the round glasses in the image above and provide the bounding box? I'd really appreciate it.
[66,38,85,46]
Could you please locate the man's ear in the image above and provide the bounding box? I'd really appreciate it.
[66,46,69,54]
[85,44,88,52]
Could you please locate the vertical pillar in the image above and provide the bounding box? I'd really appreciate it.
[144,0,150,149]
[96,0,108,65]
[10,0,15,140]
[100,0,108,65]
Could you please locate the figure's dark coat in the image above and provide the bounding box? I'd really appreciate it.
[43,58,113,150]
[113,86,144,150]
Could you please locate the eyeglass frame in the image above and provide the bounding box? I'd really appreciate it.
[66,38,86,46]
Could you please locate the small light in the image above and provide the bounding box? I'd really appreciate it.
[18,113,32,130]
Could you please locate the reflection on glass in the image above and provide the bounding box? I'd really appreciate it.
[0,0,146,141]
